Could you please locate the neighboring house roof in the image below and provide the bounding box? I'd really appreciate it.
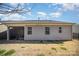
[0,20,74,24]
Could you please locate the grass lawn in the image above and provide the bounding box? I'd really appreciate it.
[0,39,79,56]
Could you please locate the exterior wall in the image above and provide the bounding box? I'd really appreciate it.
[0,24,72,40]
[0,24,7,39]
[0,24,7,32]
[72,24,79,33]
[24,25,72,40]
[72,24,79,39]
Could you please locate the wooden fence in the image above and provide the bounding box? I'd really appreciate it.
[73,33,79,39]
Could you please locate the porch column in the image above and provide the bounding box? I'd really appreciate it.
[24,26,26,40]
[7,26,9,40]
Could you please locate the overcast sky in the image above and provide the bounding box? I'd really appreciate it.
[0,3,79,23]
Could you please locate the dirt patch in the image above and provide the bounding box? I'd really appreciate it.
[0,39,79,56]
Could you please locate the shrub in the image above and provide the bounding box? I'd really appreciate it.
[2,49,16,56]
[0,49,6,55]
[21,46,25,48]
[51,47,57,52]
[60,47,67,50]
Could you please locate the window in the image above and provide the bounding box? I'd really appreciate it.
[59,27,61,29]
[27,27,32,35]
[59,27,62,33]
[45,27,50,35]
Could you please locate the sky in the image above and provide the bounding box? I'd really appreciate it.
[0,3,79,23]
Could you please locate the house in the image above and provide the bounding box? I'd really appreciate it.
[72,24,79,39]
[72,24,79,33]
[0,20,74,40]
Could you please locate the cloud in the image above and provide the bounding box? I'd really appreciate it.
[0,14,5,19]
[75,4,79,8]
[2,14,27,21]
[0,14,4,16]
[49,3,79,12]
[37,12,48,20]
[9,3,18,8]
[48,3,61,8]
[37,12,47,16]
[50,12,62,18]
[9,4,32,16]
[62,4,75,11]
[9,3,25,8]
[26,7,32,15]
[61,3,79,11]
[27,12,32,15]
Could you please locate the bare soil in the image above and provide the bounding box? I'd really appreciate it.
[0,39,79,56]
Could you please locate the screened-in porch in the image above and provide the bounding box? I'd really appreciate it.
[9,27,24,40]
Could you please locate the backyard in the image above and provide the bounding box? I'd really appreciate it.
[0,39,79,56]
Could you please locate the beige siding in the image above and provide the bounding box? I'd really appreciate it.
[72,24,79,33]
[24,25,72,40]
[0,24,72,40]
[0,25,7,32]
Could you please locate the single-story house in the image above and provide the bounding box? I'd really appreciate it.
[0,20,74,40]
[72,24,79,39]
[72,24,79,33]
